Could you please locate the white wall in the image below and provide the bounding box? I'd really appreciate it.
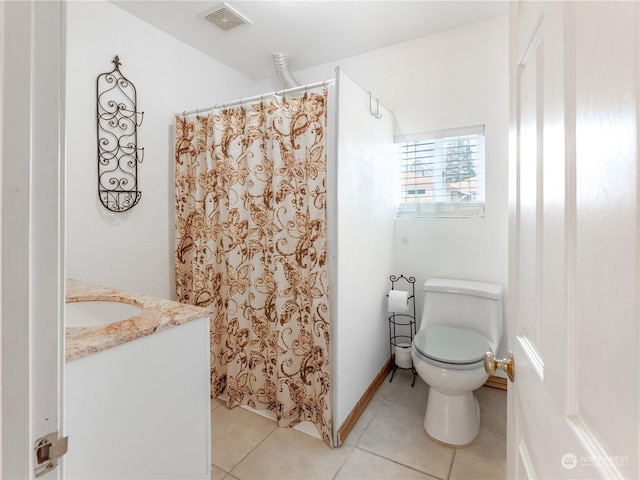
[66,6,509,366]
[330,70,395,439]
[288,16,510,358]
[65,0,256,299]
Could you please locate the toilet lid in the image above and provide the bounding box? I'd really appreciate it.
[414,325,490,365]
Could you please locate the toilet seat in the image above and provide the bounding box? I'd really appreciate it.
[413,325,490,366]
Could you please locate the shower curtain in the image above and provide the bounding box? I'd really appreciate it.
[174,90,332,445]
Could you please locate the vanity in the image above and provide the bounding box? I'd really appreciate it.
[64,279,211,479]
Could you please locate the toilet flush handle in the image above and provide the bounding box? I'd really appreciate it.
[484,351,515,382]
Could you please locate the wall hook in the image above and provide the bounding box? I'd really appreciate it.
[368,91,383,119]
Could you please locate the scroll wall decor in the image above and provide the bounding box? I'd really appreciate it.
[96,55,144,212]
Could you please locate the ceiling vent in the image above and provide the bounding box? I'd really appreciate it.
[200,2,251,32]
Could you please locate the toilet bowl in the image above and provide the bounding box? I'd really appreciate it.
[411,278,503,446]
[412,325,491,445]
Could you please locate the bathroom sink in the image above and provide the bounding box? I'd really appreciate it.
[66,300,142,327]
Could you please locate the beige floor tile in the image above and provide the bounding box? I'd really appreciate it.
[210,378,506,480]
[449,387,507,479]
[357,402,455,478]
[342,400,379,446]
[371,371,400,402]
[343,371,400,446]
[336,448,439,480]
[383,370,429,413]
[475,386,507,436]
[344,370,427,446]
[230,427,354,480]
[450,427,506,480]
[211,405,276,472]
[211,397,225,410]
[210,464,227,480]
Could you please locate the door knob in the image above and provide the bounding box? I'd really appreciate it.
[484,351,515,382]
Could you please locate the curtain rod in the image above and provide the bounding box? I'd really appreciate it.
[177,78,335,117]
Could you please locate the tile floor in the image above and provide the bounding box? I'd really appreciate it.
[210,370,506,480]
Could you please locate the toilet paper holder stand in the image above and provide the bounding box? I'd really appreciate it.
[387,274,417,387]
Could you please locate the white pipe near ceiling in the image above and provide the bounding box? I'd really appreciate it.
[273,52,301,88]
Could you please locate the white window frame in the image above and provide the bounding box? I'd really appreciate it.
[395,125,485,218]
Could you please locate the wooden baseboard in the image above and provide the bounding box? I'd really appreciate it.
[336,358,393,446]
[484,375,507,391]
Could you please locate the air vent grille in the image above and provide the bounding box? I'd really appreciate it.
[201,3,251,32]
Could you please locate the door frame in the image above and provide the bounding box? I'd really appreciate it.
[1,1,66,478]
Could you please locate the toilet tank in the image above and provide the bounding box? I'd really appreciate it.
[421,278,504,352]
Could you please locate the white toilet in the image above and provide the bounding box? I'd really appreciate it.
[411,277,503,446]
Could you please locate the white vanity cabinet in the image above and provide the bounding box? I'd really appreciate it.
[65,316,210,479]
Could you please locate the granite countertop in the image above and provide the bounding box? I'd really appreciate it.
[65,279,211,362]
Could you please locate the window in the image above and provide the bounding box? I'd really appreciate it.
[395,125,485,218]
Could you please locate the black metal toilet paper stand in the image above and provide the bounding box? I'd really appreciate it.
[387,274,417,387]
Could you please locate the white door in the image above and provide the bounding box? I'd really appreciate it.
[1,1,66,478]
[508,1,639,478]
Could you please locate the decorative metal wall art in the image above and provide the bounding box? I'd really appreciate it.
[96,55,144,212]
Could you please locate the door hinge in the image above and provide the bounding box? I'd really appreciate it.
[34,432,68,478]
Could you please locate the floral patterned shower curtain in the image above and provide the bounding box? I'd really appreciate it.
[174,91,332,445]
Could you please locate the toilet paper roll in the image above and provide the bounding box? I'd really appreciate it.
[388,289,409,313]
[395,343,412,368]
